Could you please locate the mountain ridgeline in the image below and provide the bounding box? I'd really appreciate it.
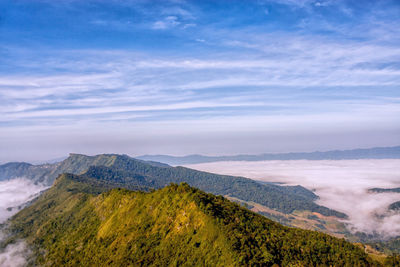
[0,153,345,218]
[5,173,380,266]
[138,145,400,165]
[369,187,400,194]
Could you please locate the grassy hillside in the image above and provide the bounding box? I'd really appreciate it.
[6,173,380,266]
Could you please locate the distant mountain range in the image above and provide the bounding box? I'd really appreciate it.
[369,187,400,193]
[137,146,400,165]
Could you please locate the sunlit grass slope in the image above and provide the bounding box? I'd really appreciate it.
[9,173,381,266]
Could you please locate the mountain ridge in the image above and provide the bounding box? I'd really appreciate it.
[369,187,400,194]
[137,146,400,165]
[4,173,381,266]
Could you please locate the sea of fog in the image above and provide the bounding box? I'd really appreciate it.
[0,178,47,267]
[185,159,400,238]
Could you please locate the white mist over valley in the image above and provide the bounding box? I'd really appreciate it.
[185,159,400,238]
[0,179,48,267]
[0,178,47,223]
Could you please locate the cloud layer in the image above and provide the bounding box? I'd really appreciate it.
[185,159,400,238]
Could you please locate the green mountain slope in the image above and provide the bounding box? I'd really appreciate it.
[0,153,346,218]
[7,173,378,266]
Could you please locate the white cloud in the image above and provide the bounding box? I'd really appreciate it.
[0,241,31,267]
[183,23,196,29]
[152,21,168,29]
[2,100,261,120]
[152,16,180,29]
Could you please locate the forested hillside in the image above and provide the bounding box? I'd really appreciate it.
[0,153,346,218]
[5,173,380,266]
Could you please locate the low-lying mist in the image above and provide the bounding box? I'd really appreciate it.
[0,178,48,267]
[0,237,31,267]
[185,159,400,238]
[0,178,46,223]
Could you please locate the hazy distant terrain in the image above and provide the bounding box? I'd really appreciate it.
[138,146,400,165]
[185,159,400,238]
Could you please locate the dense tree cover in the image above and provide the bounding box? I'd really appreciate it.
[0,154,346,218]
[384,254,400,266]
[7,174,379,266]
[80,154,346,217]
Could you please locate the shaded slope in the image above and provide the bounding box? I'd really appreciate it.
[7,174,377,266]
[0,162,51,182]
[81,155,346,217]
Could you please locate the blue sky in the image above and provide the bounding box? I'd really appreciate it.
[0,0,399,162]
